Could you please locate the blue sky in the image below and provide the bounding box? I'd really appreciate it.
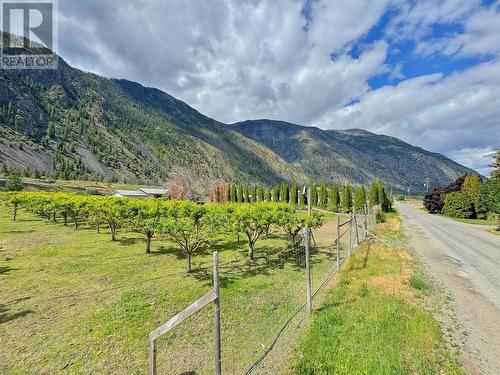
[54,0,500,176]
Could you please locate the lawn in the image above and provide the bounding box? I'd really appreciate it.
[443,216,497,226]
[0,208,346,374]
[291,213,465,375]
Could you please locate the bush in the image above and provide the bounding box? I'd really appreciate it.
[442,191,475,219]
[6,173,23,191]
[424,175,465,213]
[376,211,386,223]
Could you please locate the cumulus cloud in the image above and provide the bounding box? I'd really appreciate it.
[321,60,500,176]
[54,0,500,175]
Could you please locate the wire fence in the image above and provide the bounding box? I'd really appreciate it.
[1,208,376,375]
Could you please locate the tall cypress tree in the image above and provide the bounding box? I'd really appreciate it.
[354,186,367,212]
[272,186,280,202]
[238,186,244,203]
[318,184,328,209]
[280,183,289,202]
[230,185,237,203]
[298,186,305,206]
[265,188,271,202]
[249,185,257,203]
[329,185,340,212]
[289,184,298,205]
[341,184,353,213]
[310,184,318,207]
[368,183,379,207]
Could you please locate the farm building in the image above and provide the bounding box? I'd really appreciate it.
[138,187,169,198]
[111,187,169,199]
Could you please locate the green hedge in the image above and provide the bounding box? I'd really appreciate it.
[442,191,475,219]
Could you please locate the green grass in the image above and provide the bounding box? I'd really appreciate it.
[444,216,496,226]
[0,209,341,374]
[292,214,465,375]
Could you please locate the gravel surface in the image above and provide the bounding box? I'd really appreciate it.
[397,201,500,375]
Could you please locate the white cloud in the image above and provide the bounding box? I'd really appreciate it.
[58,0,390,125]
[319,60,500,175]
[55,0,500,174]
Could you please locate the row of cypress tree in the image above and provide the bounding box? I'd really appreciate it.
[220,182,390,213]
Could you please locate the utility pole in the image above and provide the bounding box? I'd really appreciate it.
[424,178,430,193]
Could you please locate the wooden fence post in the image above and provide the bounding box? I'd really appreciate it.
[214,251,222,375]
[336,214,340,272]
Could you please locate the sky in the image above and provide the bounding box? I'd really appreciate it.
[55,0,500,176]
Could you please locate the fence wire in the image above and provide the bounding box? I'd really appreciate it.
[1,210,375,375]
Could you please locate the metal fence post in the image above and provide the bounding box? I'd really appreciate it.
[150,339,157,375]
[364,205,368,237]
[305,187,312,312]
[348,212,352,258]
[336,214,340,272]
[213,252,222,375]
[354,212,360,245]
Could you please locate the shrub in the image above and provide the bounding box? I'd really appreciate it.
[376,211,386,223]
[6,173,23,191]
[442,191,475,219]
[424,175,466,213]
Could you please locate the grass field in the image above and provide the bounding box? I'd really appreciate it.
[0,208,349,374]
[443,216,497,226]
[0,177,141,194]
[292,212,465,375]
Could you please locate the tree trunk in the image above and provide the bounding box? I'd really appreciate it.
[187,253,192,273]
[146,233,152,254]
[248,243,254,260]
[63,213,67,226]
[74,217,78,229]
[111,225,116,241]
[13,205,17,221]
[96,222,100,234]
[53,213,57,222]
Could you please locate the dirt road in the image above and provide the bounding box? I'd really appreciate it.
[397,202,500,375]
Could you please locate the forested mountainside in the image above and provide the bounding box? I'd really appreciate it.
[232,120,473,190]
[0,35,474,191]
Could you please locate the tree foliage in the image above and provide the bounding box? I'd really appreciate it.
[341,185,352,213]
[354,186,367,212]
[318,184,328,209]
[442,191,475,219]
[329,186,340,212]
[424,176,466,214]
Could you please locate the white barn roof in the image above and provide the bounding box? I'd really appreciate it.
[139,187,169,195]
[112,190,148,197]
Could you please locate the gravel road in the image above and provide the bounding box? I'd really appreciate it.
[397,202,500,375]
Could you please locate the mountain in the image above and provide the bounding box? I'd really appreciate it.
[0,35,474,192]
[232,120,472,191]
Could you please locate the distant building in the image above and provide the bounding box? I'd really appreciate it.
[112,190,148,198]
[111,187,169,199]
[138,187,169,198]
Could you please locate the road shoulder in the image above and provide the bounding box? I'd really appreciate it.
[401,213,500,375]
[290,212,465,375]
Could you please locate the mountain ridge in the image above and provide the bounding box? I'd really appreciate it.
[0,37,474,192]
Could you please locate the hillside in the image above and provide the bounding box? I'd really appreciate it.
[0,36,474,191]
[232,120,472,191]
